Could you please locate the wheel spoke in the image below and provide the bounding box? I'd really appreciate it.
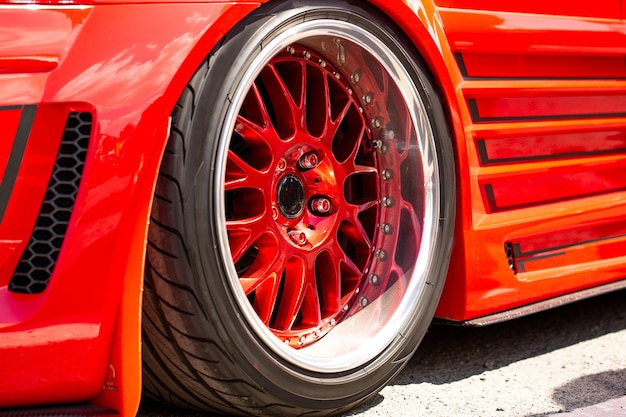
[225,149,270,191]
[272,257,309,330]
[251,270,282,324]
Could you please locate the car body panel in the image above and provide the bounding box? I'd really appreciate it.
[0,2,260,412]
[0,0,624,415]
[434,6,626,319]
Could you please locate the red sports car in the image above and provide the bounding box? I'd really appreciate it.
[1,0,625,415]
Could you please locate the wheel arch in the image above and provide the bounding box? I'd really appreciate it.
[88,3,264,415]
[96,0,469,414]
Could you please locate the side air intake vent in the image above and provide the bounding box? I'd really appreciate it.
[9,112,92,294]
[504,242,517,275]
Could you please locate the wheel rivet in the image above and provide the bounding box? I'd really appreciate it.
[369,274,380,286]
[287,46,295,54]
[351,69,361,84]
[315,329,322,337]
[382,196,394,207]
[277,158,287,171]
[298,336,306,345]
[363,92,374,105]
[381,223,393,235]
[379,129,395,140]
[330,318,336,326]
[310,197,331,215]
[272,206,279,220]
[376,249,388,261]
[303,51,311,59]
[382,169,393,181]
[319,60,326,68]
[288,230,308,246]
[371,116,383,129]
[347,88,353,95]
[371,139,383,149]
[359,297,368,307]
[298,152,319,170]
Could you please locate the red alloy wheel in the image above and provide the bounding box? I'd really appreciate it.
[225,44,425,348]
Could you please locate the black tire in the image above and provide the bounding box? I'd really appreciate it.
[142,1,455,415]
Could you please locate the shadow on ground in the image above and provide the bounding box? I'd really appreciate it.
[392,289,626,386]
[140,289,626,417]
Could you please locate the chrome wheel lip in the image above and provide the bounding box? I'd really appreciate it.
[213,18,440,374]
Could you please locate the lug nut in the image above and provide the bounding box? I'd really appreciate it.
[298,152,319,170]
[310,197,331,215]
[288,230,308,246]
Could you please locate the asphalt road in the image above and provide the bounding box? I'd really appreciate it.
[139,289,626,417]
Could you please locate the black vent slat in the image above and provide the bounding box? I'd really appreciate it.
[9,112,92,294]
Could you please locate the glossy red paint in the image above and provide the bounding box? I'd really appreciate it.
[0,0,625,415]
[0,1,261,413]
[435,6,626,319]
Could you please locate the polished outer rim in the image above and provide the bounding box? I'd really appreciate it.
[214,17,440,374]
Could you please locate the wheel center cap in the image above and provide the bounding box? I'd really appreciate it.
[277,175,305,218]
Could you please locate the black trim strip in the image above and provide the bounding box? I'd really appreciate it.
[513,232,626,258]
[484,183,626,213]
[455,52,626,81]
[0,105,36,223]
[468,99,626,123]
[454,52,469,78]
[445,278,626,327]
[467,99,482,121]
[483,184,498,212]
[516,252,565,273]
[476,138,626,165]
[0,105,23,111]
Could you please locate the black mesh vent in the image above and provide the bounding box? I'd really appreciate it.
[504,242,517,275]
[9,112,92,294]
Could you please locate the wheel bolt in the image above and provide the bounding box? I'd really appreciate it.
[310,197,331,215]
[288,230,308,246]
[382,169,393,181]
[298,152,319,170]
[368,273,380,286]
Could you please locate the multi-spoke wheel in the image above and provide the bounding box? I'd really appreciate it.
[142,1,455,415]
